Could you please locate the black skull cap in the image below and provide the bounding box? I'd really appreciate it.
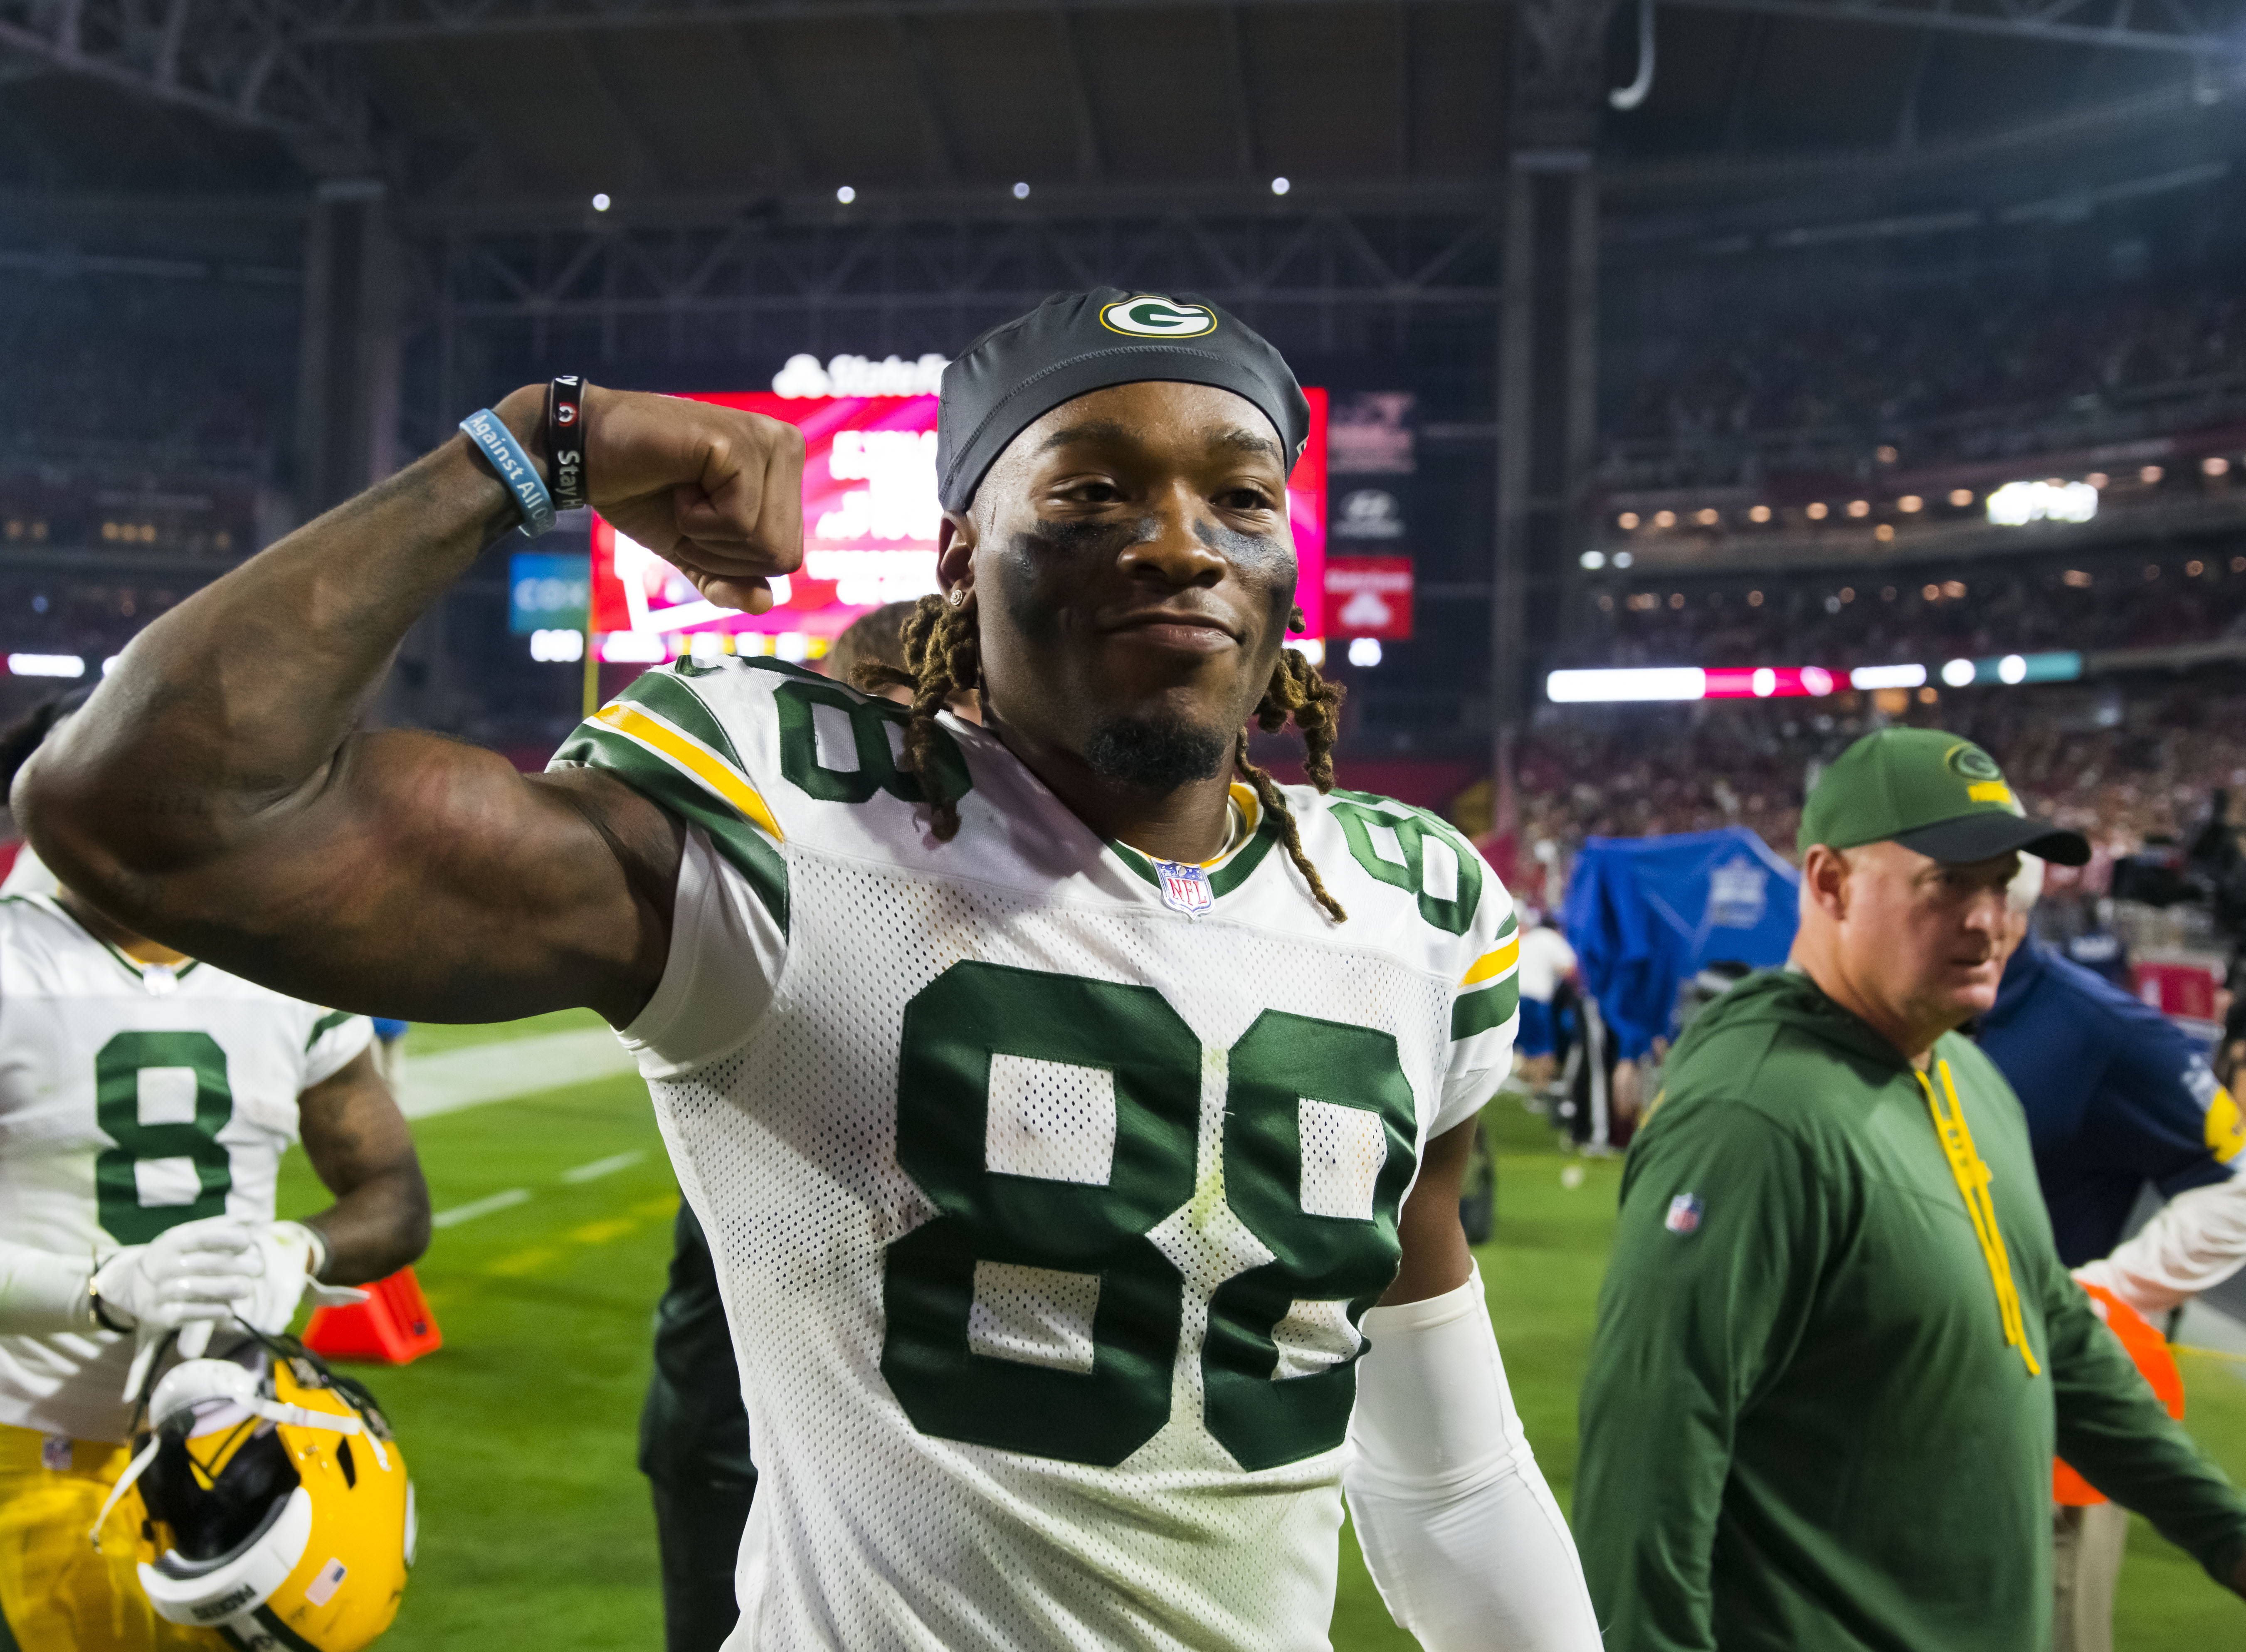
[935,288,1311,511]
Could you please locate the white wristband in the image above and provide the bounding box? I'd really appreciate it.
[0,1240,101,1334]
[275,1221,331,1282]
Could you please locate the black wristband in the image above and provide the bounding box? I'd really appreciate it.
[547,375,588,513]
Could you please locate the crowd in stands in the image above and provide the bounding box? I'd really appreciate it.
[1603,272,2246,484]
[1508,685,2246,907]
[0,276,293,473]
[1566,551,2246,673]
[1616,278,2246,443]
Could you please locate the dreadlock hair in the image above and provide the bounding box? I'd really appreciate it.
[855,596,1350,922]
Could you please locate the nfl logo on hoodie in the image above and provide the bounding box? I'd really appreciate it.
[1665,1193,1703,1235]
[1154,859,1215,918]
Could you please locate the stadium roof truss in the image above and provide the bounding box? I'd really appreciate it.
[0,0,366,148]
[417,199,1503,340]
[287,0,2246,54]
[1665,0,2246,55]
[9,0,2236,176]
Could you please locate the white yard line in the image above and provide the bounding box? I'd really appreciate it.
[562,1150,647,1184]
[398,1028,640,1120]
[431,1188,532,1229]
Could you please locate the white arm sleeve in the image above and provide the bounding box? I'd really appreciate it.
[1343,1267,1602,1652]
[0,1238,93,1334]
[2074,1174,2246,1319]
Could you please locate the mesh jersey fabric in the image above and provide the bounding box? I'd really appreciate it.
[0,894,371,1442]
[550,656,1520,1652]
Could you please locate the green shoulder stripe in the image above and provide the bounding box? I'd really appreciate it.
[555,723,789,934]
[1209,814,1282,897]
[614,668,748,774]
[1495,911,1520,942]
[736,655,824,683]
[1452,977,1520,1041]
[305,1009,356,1050]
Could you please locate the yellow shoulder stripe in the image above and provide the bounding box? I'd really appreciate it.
[1227,780,1263,836]
[592,703,784,843]
[1462,937,1520,987]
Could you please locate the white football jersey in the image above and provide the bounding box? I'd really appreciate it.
[0,893,371,1442]
[554,657,1521,1652]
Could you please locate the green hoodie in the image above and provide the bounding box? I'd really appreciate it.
[1575,969,2246,1652]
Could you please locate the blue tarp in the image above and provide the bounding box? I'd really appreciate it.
[1560,826,1802,1059]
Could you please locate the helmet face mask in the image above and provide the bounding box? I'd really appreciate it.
[121,1335,412,1652]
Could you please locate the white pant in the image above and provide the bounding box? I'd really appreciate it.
[2051,1500,2128,1652]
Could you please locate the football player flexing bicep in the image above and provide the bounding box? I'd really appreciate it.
[22,294,1594,1651]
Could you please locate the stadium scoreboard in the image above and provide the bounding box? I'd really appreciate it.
[587,388,1330,663]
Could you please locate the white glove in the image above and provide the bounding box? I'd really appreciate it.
[95,1218,369,1400]
[238,1222,367,1336]
[93,1216,262,1398]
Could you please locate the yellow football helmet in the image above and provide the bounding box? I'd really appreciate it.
[97,1336,414,1650]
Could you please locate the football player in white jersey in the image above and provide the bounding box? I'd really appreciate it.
[0,696,432,1650]
[23,290,1599,1650]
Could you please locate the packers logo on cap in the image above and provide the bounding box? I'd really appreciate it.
[1945,741,2014,806]
[1100,296,1218,338]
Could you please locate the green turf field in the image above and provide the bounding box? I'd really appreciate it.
[279,1015,2246,1648]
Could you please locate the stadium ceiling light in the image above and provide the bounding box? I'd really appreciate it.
[1850,663,1927,690]
[1806,502,1829,520]
[1612,550,1634,568]
[1012,181,1031,200]
[2204,455,2232,476]
[836,185,856,204]
[1270,176,1291,195]
[7,653,84,678]
[1898,495,1924,513]
[1749,504,1772,523]
[1347,637,1382,667]
[1998,653,2028,685]
[1546,667,1705,703]
[1580,550,1606,570]
[1949,488,1974,507]
[2140,464,2165,483]
[1941,657,1976,688]
[1986,480,2096,526]
[1617,511,1640,529]
[591,192,612,212]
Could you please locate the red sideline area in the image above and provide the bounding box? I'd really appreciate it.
[305,1267,443,1365]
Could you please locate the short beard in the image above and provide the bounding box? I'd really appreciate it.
[1082,715,1231,794]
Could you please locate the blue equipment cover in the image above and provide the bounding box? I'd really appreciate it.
[1560,827,1800,1059]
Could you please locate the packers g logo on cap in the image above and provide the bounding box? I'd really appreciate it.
[1100,296,1219,338]
[1945,741,2015,807]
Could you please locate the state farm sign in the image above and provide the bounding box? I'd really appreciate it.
[1325,555,1413,640]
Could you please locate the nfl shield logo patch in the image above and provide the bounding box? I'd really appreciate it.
[1665,1193,1703,1235]
[1153,859,1215,918]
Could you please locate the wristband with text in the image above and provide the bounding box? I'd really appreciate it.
[460,407,555,538]
[547,375,588,513]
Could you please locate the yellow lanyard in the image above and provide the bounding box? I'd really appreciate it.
[1916,1059,2041,1378]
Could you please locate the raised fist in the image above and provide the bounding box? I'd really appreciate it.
[495,382,806,616]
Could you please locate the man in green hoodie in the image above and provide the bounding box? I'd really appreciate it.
[1575,727,2246,1651]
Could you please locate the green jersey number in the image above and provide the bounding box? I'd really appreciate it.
[882,962,1417,1470]
[1328,789,1482,937]
[93,1031,236,1245]
[773,680,970,808]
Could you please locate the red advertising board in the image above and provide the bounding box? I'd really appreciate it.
[593,387,1328,646]
[1325,555,1413,639]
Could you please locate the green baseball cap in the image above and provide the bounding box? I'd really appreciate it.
[1799,728,2090,865]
